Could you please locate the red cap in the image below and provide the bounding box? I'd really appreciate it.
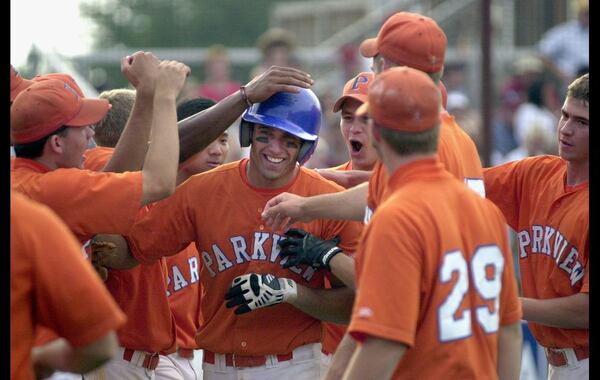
[439,80,448,109]
[360,12,447,73]
[356,66,440,132]
[333,72,374,112]
[11,79,110,144]
[10,65,34,102]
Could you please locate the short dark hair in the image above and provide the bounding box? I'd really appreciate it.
[176,97,217,122]
[14,126,69,159]
[377,122,440,155]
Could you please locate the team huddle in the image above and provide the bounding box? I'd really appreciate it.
[11,10,588,380]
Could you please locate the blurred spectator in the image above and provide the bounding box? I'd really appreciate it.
[513,79,557,149]
[250,27,301,79]
[492,56,545,164]
[504,122,556,163]
[443,62,469,99]
[198,45,241,102]
[537,0,588,87]
[446,92,482,153]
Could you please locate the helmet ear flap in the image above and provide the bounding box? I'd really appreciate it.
[239,121,254,147]
[297,137,319,165]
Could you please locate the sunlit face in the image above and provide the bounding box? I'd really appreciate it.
[182,132,229,175]
[339,98,378,171]
[247,124,301,188]
[56,126,95,169]
[558,97,589,163]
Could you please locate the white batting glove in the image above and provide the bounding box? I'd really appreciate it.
[224,273,298,315]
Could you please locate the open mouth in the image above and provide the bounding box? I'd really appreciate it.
[350,140,363,153]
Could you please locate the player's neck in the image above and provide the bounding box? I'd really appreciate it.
[382,152,437,176]
[246,160,299,189]
[566,159,589,186]
[35,155,59,170]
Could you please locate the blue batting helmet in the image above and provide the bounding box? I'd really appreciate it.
[239,88,322,165]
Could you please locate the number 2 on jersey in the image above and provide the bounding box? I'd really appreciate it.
[438,245,504,342]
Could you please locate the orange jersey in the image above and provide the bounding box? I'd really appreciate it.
[83,146,115,171]
[11,157,143,243]
[165,243,203,349]
[349,159,521,379]
[87,149,177,353]
[128,159,363,355]
[11,192,126,380]
[484,155,588,348]
[367,111,484,216]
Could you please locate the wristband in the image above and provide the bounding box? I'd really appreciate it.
[240,86,253,107]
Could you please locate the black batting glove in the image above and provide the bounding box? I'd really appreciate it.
[278,228,343,270]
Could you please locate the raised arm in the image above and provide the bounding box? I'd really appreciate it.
[140,60,190,206]
[102,51,160,173]
[177,66,314,163]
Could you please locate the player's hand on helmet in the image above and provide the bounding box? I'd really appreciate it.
[262,192,313,232]
[224,273,298,315]
[243,66,314,104]
[121,51,161,94]
[278,228,343,270]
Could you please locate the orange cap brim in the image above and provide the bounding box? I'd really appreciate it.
[355,102,370,117]
[65,98,111,127]
[333,94,369,113]
[359,38,378,58]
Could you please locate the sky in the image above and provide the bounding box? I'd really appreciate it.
[11,0,95,67]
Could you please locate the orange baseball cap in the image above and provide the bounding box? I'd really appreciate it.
[10,65,33,102]
[333,71,374,112]
[11,79,110,144]
[11,66,85,102]
[356,66,440,132]
[360,12,447,73]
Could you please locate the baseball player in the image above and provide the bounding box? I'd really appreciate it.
[330,66,522,379]
[11,56,190,380]
[79,67,315,379]
[483,73,589,380]
[261,11,484,237]
[99,88,363,379]
[11,192,126,379]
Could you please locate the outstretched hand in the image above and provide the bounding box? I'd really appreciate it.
[278,228,342,270]
[224,273,297,315]
[261,192,312,232]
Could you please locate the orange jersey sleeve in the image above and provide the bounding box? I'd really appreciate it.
[350,159,520,379]
[484,155,588,348]
[12,158,143,242]
[11,192,126,380]
[128,159,362,355]
[83,146,115,171]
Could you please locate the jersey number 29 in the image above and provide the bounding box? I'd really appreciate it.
[438,245,504,342]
